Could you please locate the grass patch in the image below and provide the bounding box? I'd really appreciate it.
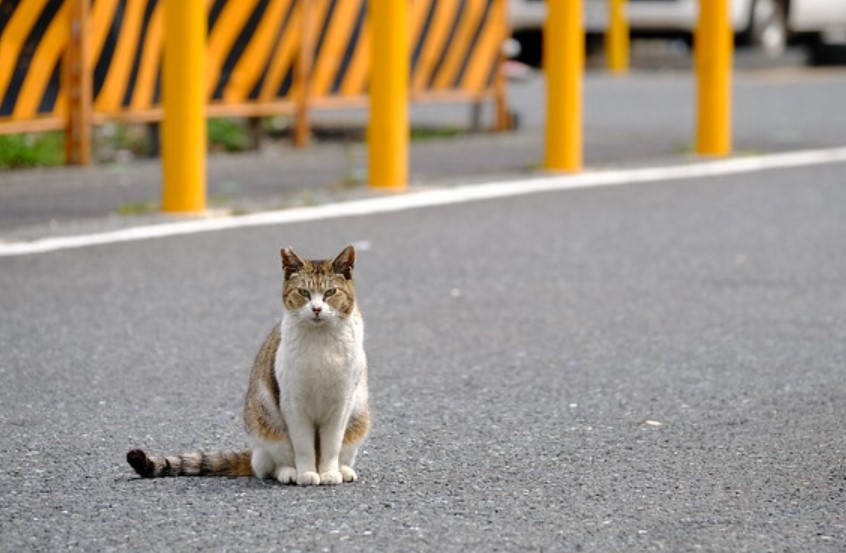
[116,201,158,216]
[410,126,463,141]
[524,159,543,172]
[673,141,693,155]
[0,132,65,169]
[208,118,248,152]
[110,124,151,156]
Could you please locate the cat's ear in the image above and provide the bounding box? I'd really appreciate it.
[280,247,306,279]
[331,245,355,280]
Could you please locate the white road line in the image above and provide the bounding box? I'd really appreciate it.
[2,146,846,258]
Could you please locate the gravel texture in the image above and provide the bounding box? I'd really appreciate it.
[2,161,845,551]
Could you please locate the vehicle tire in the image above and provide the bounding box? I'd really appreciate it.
[512,29,543,67]
[512,30,603,69]
[743,0,788,56]
[807,38,846,66]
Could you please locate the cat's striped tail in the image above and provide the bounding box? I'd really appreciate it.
[126,448,253,478]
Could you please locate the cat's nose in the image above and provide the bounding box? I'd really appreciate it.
[312,305,322,314]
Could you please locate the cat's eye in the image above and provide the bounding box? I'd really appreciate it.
[323,288,337,298]
[297,288,311,299]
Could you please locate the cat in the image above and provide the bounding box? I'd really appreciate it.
[126,245,370,486]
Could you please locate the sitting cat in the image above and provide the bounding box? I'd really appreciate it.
[127,245,370,486]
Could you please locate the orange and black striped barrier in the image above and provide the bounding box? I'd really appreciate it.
[0,0,70,134]
[411,0,506,101]
[0,0,510,164]
[299,0,507,102]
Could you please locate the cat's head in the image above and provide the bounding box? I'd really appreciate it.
[279,245,357,325]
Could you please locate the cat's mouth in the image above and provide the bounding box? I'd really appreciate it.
[309,315,327,324]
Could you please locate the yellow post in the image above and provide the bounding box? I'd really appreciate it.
[162,0,206,212]
[368,0,409,189]
[606,0,629,73]
[695,0,732,156]
[544,0,583,172]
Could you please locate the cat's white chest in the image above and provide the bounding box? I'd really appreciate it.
[275,316,364,422]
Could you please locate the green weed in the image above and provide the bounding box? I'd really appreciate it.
[116,201,158,216]
[410,127,463,141]
[208,118,248,152]
[0,132,65,169]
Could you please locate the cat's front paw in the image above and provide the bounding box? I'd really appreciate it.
[340,465,357,482]
[297,471,320,486]
[275,466,297,484]
[319,470,343,485]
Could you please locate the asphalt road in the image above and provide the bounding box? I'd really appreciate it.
[2,158,845,551]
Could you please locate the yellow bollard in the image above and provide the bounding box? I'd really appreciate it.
[368,0,409,189]
[162,0,206,213]
[544,0,584,172]
[606,0,629,73]
[695,0,732,156]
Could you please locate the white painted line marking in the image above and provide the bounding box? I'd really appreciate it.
[2,146,846,257]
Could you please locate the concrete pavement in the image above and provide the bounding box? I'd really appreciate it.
[1,155,845,551]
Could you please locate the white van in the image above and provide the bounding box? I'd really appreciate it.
[509,0,846,64]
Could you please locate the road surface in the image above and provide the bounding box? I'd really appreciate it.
[2,157,845,551]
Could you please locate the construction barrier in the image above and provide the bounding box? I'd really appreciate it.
[0,0,509,162]
[0,0,69,134]
[304,0,507,102]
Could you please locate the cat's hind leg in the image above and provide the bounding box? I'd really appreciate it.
[251,438,296,484]
[251,447,275,479]
[273,465,298,484]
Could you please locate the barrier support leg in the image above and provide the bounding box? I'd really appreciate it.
[294,0,312,148]
[162,0,206,213]
[544,0,583,172]
[368,0,409,189]
[494,0,511,131]
[696,0,732,156]
[65,0,91,165]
